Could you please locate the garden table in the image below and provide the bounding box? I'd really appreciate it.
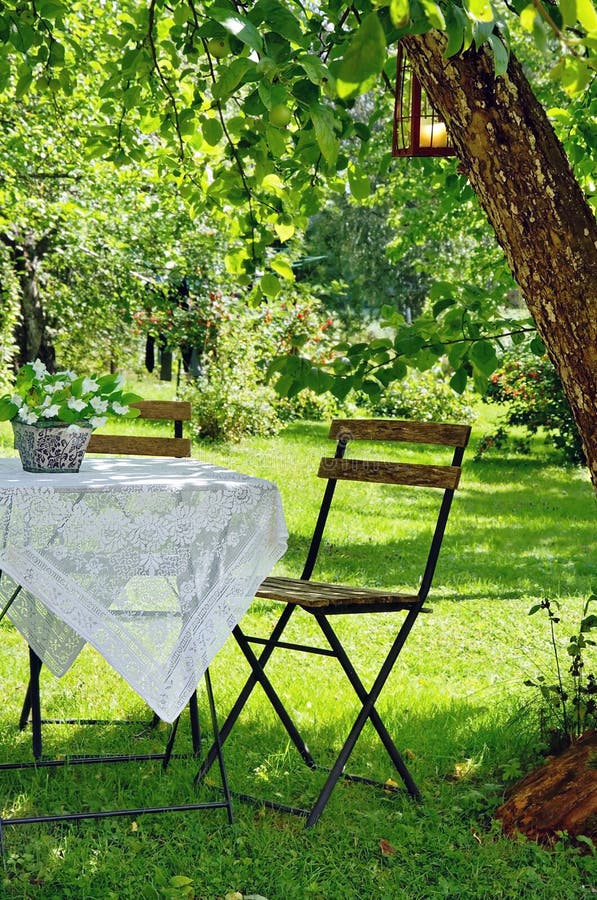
[0,456,287,837]
[0,456,288,723]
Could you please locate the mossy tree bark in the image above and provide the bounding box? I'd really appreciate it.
[403,32,597,488]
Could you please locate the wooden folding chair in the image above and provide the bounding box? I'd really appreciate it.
[196,418,471,826]
[18,400,194,760]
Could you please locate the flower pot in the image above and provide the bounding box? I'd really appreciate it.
[12,420,93,474]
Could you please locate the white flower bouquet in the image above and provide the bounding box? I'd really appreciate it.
[0,359,142,429]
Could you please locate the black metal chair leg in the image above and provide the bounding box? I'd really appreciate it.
[28,648,43,760]
[188,690,201,754]
[304,616,422,827]
[162,716,181,771]
[195,607,314,784]
[315,611,422,795]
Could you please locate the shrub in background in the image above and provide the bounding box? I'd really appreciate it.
[179,303,281,442]
[476,351,585,464]
[367,366,476,423]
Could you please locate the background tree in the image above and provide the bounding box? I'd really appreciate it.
[0,0,595,481]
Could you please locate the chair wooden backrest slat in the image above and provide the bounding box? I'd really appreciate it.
[131,400,191,422]
[86,400,192,458]
[329,418,471,447]
[317,457,462,490]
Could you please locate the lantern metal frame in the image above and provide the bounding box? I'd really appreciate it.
[392,43,455,158]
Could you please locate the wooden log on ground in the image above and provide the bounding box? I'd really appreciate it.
[495,730,597,845]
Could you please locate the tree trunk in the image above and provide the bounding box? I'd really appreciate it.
[495,730,597,844]
[1,232,56,371]
[403,33,597,488]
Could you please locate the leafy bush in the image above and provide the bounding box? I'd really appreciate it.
[367,366,476,423]
[476,352,585,464]
[179,305,282,442]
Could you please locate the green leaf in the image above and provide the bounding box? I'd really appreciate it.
[347,163,371,200]
[433,297,456,317]
[390,0,411,26]
[467,0,494,22]
[253,0,304,45]
[260,273,281,297]
[210,8,263,52]
[420,0,446,29]
[15,69,33,99]
[310,106,339,167]
[445,5,469,56]
[336,13,386,100]
[529,336,545,355]
[577,0,597,29]
[202,118,223,146]
[0,397,18,421]
[270,254,294,280]
[559,0,577,27]
[520,4,537,31]
[212,58,253,100]
[469,339,498,376]
[394,331,426,355]
[450,367,468,393]
[265,124,287,157]
[488,34,509,76]
[37,0,67,19]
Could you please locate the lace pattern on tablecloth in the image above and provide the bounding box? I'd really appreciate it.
[0,458,287,721]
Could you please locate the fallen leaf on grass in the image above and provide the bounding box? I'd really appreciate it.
[384,778,399,793]
[379,839,397,856]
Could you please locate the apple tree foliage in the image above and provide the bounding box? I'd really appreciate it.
[0,0,594,402]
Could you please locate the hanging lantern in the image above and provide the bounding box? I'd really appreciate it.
[392,43,455,158]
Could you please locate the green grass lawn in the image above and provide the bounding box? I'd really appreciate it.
[0,399,595,900]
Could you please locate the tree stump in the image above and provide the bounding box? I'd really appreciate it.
[495,730,597,845]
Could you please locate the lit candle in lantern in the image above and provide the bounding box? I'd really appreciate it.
[418,119,448,149]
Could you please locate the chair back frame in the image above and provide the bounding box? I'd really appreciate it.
[86,400,192,458]
[300,418,470,602]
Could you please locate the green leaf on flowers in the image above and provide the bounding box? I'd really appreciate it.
[0,397,18,421]
[336,13,386,100]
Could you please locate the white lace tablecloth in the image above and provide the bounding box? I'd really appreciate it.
[0,457,287,722]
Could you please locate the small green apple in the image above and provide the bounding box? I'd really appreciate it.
[207,36,231,58]
[268,103,292,128]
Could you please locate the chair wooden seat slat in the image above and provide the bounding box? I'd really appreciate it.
[196,417,471,826]
[256,576,420,609]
